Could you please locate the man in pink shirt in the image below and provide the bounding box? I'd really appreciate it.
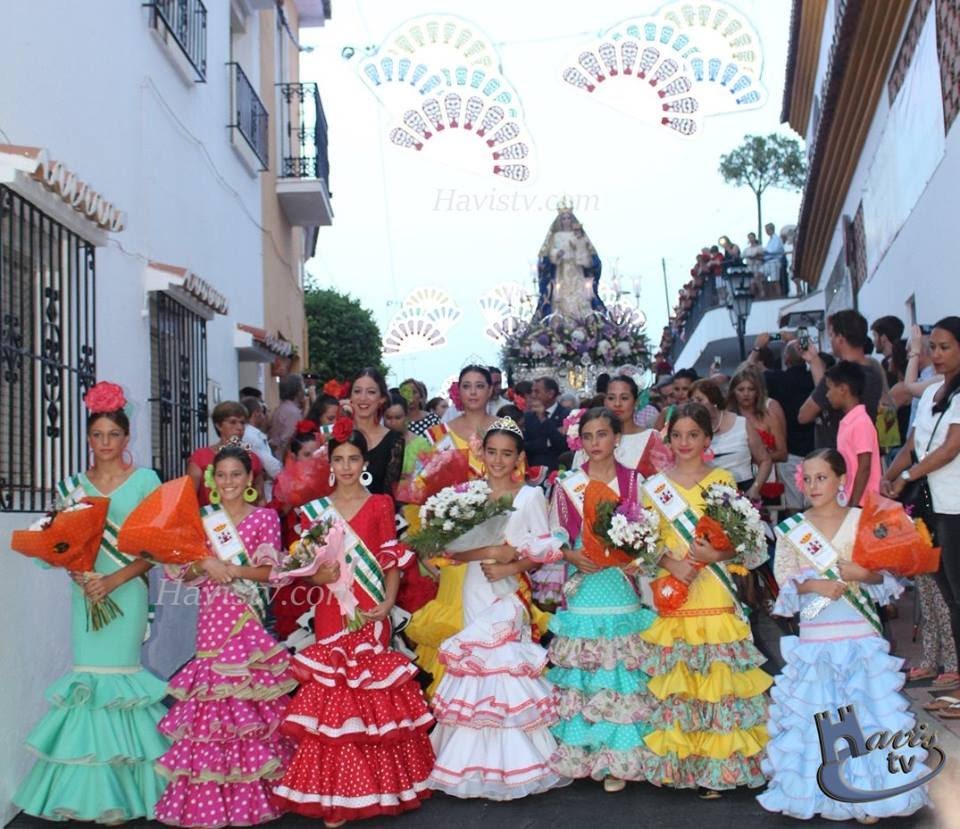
[825,361,882,506]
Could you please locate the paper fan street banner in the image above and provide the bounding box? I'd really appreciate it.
[560,0,768,135]
[355,14,536,183]
[385,288,462,355]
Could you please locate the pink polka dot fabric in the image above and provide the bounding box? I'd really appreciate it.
[155,508,296,828]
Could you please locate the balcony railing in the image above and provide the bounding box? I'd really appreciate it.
[278,82,330,187]
[145,0,207,81]
[229,63,269,171]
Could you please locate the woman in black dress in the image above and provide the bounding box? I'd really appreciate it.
[348,366,404,498]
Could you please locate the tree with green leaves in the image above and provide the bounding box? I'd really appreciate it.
[719,133,807,238]
[304,287,385,381]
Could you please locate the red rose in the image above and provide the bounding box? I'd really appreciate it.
[332,415,354,442]
[296,419,318,435]
[323,378,348,399]
[83,381,126,414]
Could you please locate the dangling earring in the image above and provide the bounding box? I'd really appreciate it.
[360,465,373,487]
[208,487,221,505]
[837,485,848,507]
[510,468,523,483]
[328,470,336,488]
[243,485,258,503]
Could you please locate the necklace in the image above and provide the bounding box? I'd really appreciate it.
[712,411,723,432]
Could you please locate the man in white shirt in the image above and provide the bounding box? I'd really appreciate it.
[242,396,283,493]
[763,223,786,298]
[487,366,511,415]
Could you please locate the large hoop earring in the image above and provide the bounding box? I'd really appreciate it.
[328,471,336,488]
[360,466,373,487]
[208,487,221,505]
[121,449,134,469]
[243,485,258,503]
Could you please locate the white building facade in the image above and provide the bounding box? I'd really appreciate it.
[0,1,330,819]
[669,0,959,372]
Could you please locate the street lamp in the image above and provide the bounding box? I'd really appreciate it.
[724,264,754,362]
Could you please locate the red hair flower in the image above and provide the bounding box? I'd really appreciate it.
[331,415,354,442]
[83,381,126,414]
[296,419,318,435]
[323,379,351,400]
[448,380,462,412]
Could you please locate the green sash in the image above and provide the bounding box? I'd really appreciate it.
[776,513,884,634]
[199,504,270,618]
[642,472,748,620]
[299,497,386,606]
[56,475,146,587]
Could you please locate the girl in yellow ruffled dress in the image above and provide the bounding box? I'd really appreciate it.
[641,403,770,798]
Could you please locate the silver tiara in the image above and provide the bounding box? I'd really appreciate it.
[485,416,524,438]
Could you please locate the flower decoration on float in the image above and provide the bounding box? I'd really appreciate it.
[331,415,355,443]
[562,408,586,451]
[83,381,126,414]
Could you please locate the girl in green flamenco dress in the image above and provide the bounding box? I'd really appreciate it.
[13,382,170,823]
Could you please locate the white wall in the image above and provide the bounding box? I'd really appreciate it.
[0,3,268,820]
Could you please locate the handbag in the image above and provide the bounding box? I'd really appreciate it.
[900,389,956,524]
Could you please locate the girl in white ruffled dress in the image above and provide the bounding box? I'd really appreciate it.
[428,417,570,800]
[759,449,931,822]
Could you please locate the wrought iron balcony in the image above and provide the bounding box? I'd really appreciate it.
[228,63,268,172]
[276,82,332,227]
[144,0,207,82]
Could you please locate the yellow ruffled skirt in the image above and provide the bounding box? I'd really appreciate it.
[640,563,771,790]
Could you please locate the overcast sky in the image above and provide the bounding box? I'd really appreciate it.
[301,0,802,394]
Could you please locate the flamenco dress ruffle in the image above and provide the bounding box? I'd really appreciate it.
[640,564,771,790]
[429,588,569,799]
[14,666,171,823]
[14,532,171,825]
[547,566,659,781]
[154,587,296,828]
[530,561,566,606]
[758,574,931,820]
[271,619,435,822]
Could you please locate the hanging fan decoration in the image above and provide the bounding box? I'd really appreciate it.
[383,309,448,355]
[357,14,536,182]
[402,286,455,313]
[561,1,768,131]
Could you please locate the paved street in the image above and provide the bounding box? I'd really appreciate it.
[9,587,950,829]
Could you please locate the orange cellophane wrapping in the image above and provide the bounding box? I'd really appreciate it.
[271,453,332,512]
[117,476,208,565]
[853,491,941,577]
[694,514,733,553]
[581,481,633,568]
[11,497,109,571]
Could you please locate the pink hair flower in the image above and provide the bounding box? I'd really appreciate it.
[83,381,126,414]
[794,464,806,494]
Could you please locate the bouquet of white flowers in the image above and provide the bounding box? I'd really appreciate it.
[407,480,515,555]
[592,498,661,568]
[701,483,768,570]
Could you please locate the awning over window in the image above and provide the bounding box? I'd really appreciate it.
[235,323,294,362]
[144,261,229,320]
[0,144,125,244]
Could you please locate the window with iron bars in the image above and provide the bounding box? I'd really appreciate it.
[0,185,97,513]
[148,292,208,482]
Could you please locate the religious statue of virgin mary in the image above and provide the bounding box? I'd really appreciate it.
[535,202,604,320]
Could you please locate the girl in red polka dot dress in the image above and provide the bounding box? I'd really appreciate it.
[154,444,296,827]
[270,422,434,827]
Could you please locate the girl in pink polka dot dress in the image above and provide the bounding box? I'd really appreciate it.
[154,445,296,827]
[270,424,434,827]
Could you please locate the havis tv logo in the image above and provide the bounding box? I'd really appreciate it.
[815,705,945,802]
